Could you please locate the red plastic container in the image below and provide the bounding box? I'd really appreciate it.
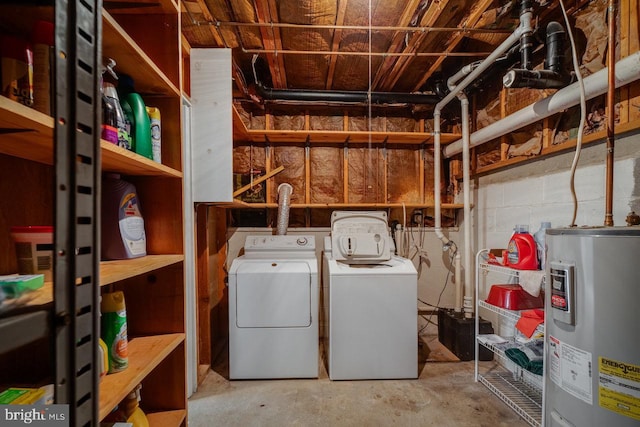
[506,232,538,270]
[486,284,544,310]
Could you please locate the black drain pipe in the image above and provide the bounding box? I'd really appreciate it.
[255,83,440,105]
[503,20,572,89]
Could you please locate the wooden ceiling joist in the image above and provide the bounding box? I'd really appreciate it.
[370,0,428,90]
[374,0,451,92]
[412,0,497,92]
[254,0,287,88]
[325,0,349,89]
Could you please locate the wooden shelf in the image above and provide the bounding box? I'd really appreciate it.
[146,409,187,427]
[1,255,184,309]
[0,282,54,312]
[99,333,185,420]
[232,104,461,145]
[102,11,180,97]
[227,201,466,209]
[0,97,183,179]
[101,141,183,178]
[238,129,461,145]
[0,96,54,164]
[100,255,184,286]
[104,0,179,15]
[475,119,640,175]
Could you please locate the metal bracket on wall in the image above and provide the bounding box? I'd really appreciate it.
[54,0,102,425]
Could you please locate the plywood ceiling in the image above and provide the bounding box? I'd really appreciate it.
[181,0,585,105]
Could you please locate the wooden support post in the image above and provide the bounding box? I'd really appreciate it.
[382,138,388,203]
[265,139,273,203]
[343,140,349,203]
[195,203,210,384]
[419,144,425,204]
[305,137,311,205]
[500,89,509,160]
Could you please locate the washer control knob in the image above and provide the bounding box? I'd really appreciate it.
[296,237,308,246]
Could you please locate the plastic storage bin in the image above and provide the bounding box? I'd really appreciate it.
[10,226,54,281]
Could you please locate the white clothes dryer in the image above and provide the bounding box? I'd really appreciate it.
[228,235,318,379]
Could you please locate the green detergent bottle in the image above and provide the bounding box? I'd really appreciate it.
[118,74,152,159]
[101,291,129,374]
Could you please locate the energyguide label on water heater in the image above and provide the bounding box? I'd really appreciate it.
[599,357,640,421]
[548,335,593,405]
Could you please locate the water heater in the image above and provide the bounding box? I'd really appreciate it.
[545,227,640,427]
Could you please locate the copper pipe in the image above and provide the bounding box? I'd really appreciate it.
[205,20,513,34]
[241,48,492,57]
[604,0,616,227]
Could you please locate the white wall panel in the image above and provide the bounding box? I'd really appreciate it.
[191,49,232,202]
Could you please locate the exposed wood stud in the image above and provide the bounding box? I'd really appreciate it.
[419,144,425,203]
[305,137,311,205]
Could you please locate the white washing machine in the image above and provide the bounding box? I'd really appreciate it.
[228,235,318,379]
[323,211,418,380]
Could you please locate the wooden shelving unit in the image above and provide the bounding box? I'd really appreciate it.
[0,0,187,423]
[98,333,185,420]
[99,0,187,424]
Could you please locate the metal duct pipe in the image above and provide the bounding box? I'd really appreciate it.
[443,51,640,158]
[604,0,616,226]
[276,183,293,236]
[255,84,440,105]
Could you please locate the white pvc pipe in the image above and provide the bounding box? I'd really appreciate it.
[454,250,461,312]
[433,11,533,245]
[276,183,293,235]
[461,95,473,318]
[433,11,532,316]
[443,51,640,158]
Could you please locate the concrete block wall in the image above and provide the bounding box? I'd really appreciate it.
[460,133,639,339]
[475,133,640,253]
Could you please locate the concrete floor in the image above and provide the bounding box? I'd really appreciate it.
[188,336,529,427]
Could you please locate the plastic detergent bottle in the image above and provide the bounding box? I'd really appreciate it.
[103,58,131,150]
[124,385,149,427]
[118,74,152,159]
[101,174,147,260]
[506,225,538,270]
[98,338,108,380]
[101,291,129,374]
[31,21,54,115]
[146,106,161,163]
[533,221,551,269]
[1,35,34,107]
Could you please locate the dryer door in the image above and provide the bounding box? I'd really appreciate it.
[236,260,312,328]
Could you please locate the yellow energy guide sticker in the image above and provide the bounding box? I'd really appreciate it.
[599,357,640,421]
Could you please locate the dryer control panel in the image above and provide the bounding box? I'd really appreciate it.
[330,211,391,262]
[244,235,316,258]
